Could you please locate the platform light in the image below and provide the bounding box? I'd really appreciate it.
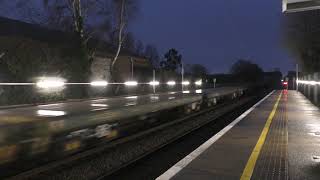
[124,81,138,86]
[90,81,108,87]
[91,104,108,107]
[195,80,202,86]
[37,110,66,117]
[183,90,190,94]
[182,81,190,85]
[167,81,176,86]
[196,89,202,94]
[149,81,160,86]
[36,77,65,89]
[298,80,319,85]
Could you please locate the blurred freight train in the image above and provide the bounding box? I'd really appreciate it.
[0,86,246,172]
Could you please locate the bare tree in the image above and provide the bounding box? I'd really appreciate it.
[1,0,139,81]
[110,0,139,78]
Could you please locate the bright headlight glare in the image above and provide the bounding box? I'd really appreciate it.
[90,81,108,86]
[124,81,138,86]
[149,81,160,86]
[36,78,65,88]
[182,81,190,85]
[167,81,176,86]
[37,110,66,117]
[195,80,202,86]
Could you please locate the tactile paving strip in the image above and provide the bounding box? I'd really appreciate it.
[251,93,288,180]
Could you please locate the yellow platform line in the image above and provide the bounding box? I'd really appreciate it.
[240,91,282,180]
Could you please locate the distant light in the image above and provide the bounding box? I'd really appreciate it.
[36,77,65,88]
[90,81,108,87]
[283,82,288,85]
[168,92,176,95]
[183,90,190,94]
[182,81,190,85]
[281,79,284,82]
[196,89,202,94]
[91,104,108,107]
[195,80,202,86]
[167,81,176,86]
[37,110,66,117]
[126,96,138,99]
[149,81,160,86]
[125,81,138,86]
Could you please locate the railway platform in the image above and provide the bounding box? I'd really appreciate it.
[158,90,320,180]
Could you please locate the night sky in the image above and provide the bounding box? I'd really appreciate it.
[131,0,294,74]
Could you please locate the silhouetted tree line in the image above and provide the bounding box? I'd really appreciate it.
[159,48,208,80]
[230,59,263,82]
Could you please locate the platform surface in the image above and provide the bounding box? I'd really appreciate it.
[158,90,320,180]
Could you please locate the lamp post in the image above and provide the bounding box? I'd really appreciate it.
[181,62,184,91]
[130,57,134,80]
[153,69,156,94]
[296,64,299,91]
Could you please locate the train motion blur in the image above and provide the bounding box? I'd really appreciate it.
[0,86,246,175]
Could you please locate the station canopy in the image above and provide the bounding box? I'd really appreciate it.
[283,0,320,13]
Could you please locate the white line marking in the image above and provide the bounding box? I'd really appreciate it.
[156,90,275,180]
